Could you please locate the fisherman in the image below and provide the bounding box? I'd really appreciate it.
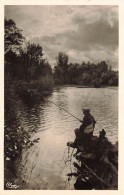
[74,109,96,146]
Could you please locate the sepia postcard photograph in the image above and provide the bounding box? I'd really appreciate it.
[0,0,124,194]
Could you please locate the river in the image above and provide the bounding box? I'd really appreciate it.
[18,86,118,190]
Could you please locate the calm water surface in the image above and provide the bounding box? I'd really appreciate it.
[19,87,118,189]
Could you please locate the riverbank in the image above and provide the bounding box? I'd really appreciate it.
[4,78,54,189]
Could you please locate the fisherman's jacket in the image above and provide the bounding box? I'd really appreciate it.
[80,114,96,134]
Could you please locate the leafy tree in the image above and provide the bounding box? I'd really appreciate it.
[55,52,69,84]
[56,52,68,70]
[5,18,53,83]
[68,63,81,84]
[4,18,25,54]
[101,72,109,85]
[27,43,43,62]
[35,60,53,80]
[91,78,102,87]
[20,42,44,82]
[107,71,118,86]
[4,50,18,79]
[53,66,64,84]
[81,73,91,85]
[96,61,108,74]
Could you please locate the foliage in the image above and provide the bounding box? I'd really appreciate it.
[54,52,69,84]
[5,18,25,54]
[91,78,102,88]
[4,77,42,189]
[27,42,43,60]
[5,45,53,83]
[30,76,54,92]
[4,77,40,162]
[5,18,54,85]
[56,52,68,69]
[54,53,118,87]
[4,124,40,161]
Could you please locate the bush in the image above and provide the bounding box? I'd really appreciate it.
[91,78,102,87]
[30,75,54,92]
[108,77,118,86]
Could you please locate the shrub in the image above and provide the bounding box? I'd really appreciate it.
[30,75,54,92]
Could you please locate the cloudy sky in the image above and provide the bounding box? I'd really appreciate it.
[5,5,118,69]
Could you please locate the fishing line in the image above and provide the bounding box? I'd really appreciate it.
[41,94,81,122]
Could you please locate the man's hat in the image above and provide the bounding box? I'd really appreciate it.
[82,109,90,112]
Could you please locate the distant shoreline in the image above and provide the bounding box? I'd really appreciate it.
[54,84,118,89]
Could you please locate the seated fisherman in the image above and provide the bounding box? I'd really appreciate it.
[74,109,96,145]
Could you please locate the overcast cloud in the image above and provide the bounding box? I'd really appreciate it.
[5,5,118,69]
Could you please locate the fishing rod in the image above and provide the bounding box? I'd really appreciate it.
[40,94,81,122]
[48,99,81,122]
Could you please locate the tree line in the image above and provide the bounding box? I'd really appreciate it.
[54,52,118,87]
[5,18,118,88]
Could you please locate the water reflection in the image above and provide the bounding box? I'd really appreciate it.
[19,86,118,189]
[18,96,44,132]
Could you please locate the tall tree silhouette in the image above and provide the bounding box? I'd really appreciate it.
[5,18,25,54]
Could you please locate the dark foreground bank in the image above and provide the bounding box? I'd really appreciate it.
[67,129,118,190]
